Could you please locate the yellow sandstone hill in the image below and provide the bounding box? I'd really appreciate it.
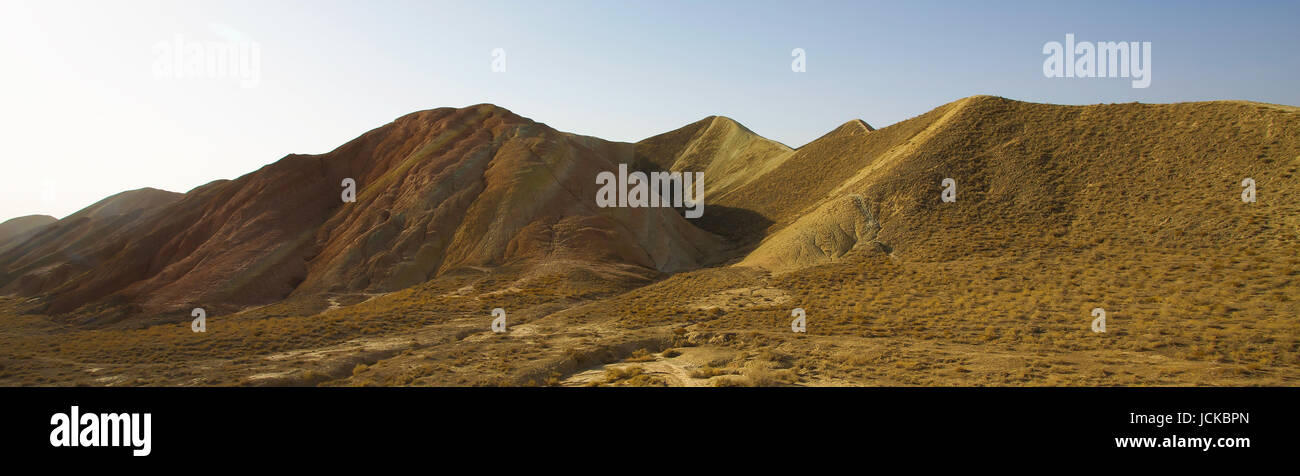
[735,96,1300,273]
[635,115,794,199]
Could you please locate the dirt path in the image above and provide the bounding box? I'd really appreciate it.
[563,349,707,386]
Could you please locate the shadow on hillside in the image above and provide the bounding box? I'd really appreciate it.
[687,205,773,255]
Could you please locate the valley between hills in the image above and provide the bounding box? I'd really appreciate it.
[1,95,1297,386]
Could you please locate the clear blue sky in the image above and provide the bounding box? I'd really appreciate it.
[2,0,1297,222]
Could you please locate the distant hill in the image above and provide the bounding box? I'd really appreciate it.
[0,188,182,319]
[0,215,56,251]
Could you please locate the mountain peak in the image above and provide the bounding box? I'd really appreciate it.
[829,118,875,137]
[0,215,57,247]
[848,118,875,132]
[65,187,182,221]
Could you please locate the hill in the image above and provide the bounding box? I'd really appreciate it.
[0,215,56,250]
[0,188,182,320]
[0,105,724,323]
[737,95,1300,272]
